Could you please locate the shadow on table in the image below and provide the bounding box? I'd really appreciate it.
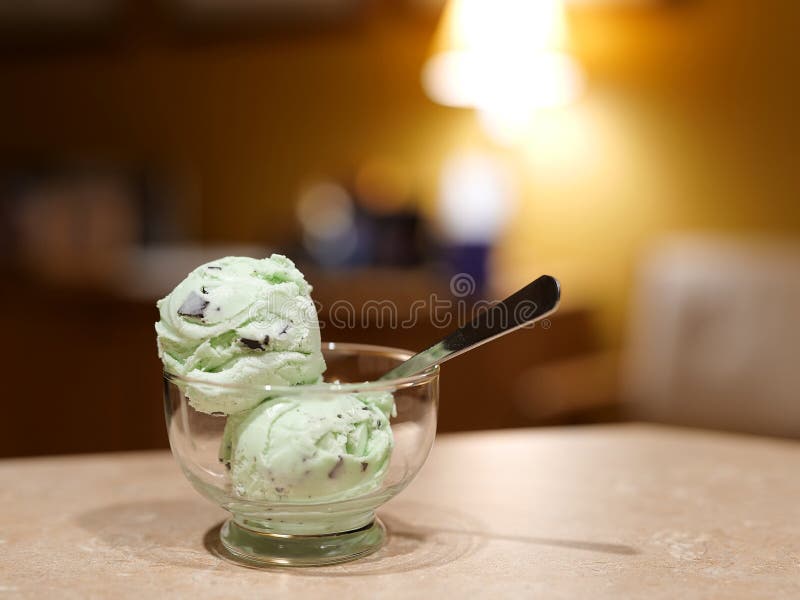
[75,499,225,570]
[76,498,637,576]
[378,501,637,558]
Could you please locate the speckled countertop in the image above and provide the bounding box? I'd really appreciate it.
[1,424,799,599]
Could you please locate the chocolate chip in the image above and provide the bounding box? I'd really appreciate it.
[263,335,270,346]
[224,461,231,470]
[275,487,285,493]
[362,407,369,411]
[201,286,208,294]
[240,338,265,350]
[207,266,222,270]
[361,461,368,472]
[178,291,209,318]
[280,324,290,336]
[337,414,342,418]
[328,456,344,479]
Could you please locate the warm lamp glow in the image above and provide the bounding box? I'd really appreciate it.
[433,0,568,58]
[422,0,586,141]
[423,50,585,111]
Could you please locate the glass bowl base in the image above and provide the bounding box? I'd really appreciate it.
[218,516,386,567]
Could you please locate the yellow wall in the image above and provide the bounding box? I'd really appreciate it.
[1,1,798,347]
[495,0,800,344]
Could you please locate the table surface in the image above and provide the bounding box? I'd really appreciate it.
[1,423,799,599]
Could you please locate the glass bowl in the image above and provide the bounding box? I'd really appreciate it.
[163,342,439,567]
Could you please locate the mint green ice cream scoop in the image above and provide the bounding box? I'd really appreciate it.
[220,391,396,503]
[155,254,326,415]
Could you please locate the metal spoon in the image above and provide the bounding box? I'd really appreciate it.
[380,275,561,380]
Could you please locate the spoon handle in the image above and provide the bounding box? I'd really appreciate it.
[380,275,561,380]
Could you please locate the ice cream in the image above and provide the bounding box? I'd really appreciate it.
[155,254,326,415]
[220,391,396,502]
[157,253,397,506]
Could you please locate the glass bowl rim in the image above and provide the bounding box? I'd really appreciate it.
[163,341,438,394]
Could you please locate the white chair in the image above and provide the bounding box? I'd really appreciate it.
[622,235,800,437]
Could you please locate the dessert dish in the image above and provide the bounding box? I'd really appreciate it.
[159,255,554,566]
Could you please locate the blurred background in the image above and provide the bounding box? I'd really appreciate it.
[1,0,798,457]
